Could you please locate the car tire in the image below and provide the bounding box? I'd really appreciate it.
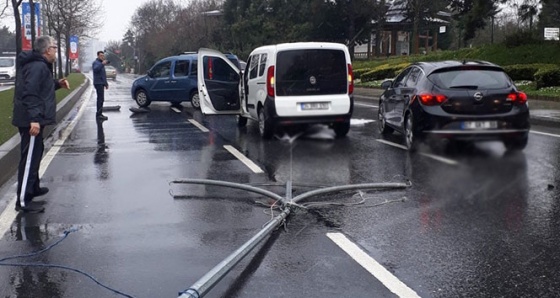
[190,91,200,109]
[258,108,273,139]
[237,115,248,127]
[405,112,419,151]
[504,135,528,151]
[333,121,350,138]
[135,89,151,107]
[378,103,394,135]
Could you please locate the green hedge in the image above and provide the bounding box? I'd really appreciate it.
[534,66,560,89]
[360,63,409,82]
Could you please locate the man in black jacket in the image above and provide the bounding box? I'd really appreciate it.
[92,51,109,120]
[12,35,69,213]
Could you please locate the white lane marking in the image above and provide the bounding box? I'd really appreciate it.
[351,119,376,126]
[188,119,209,132]
[171,107,181,113]
[531,130,560,138]
[419,152,458,166]
[376,139,459,166]
[355,102,378,108]
[0,85,94,239]
[376,139,407,150]
[223,145,264,173]
[327,232,421,298]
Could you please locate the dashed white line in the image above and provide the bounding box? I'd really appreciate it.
[355,102,378,108]
[188,119,209,132]
[0,85,94,238]
[531,130,560,138]
[171,107,182,113]
[376,139,459,166]
[223,145,264,173]
[327,232,421,298]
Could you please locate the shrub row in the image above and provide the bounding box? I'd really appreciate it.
[358,62,409,82]
[355,62,560,89]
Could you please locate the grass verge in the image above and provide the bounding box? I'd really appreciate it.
[0,73,85,145]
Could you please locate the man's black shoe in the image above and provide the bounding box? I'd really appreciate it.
[15,203,45,213]
[97,114,108,120]
[34,187,49,197]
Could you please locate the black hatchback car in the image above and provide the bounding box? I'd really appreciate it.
[378,60,530,151]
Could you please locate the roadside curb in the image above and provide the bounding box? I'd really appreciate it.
[0,78,91,188]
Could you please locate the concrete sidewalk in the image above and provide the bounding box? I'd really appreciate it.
[354,87,560,127]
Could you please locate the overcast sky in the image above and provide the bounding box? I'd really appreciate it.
[97,0,153,42]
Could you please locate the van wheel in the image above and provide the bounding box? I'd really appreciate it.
[135,90,151,107]
[333,121,350,138]
[258,108,273,139]
[237,115,247,127]
[190,91,200,109]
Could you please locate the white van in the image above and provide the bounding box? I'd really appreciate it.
[197,42,354,138]
[0,56,16,80]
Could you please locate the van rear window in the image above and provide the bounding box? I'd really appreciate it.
[276,49,346,96]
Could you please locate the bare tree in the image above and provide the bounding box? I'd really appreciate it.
[43,0,101,77]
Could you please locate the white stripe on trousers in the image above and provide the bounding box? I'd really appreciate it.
[19,135,35,208]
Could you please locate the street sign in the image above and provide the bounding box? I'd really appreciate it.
[544,27,559,41]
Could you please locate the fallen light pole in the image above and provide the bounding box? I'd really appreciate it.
[173,178,410,298]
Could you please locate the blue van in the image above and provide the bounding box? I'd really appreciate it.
[131,52,241,108]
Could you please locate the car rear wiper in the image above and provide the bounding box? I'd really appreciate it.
[449,85,479,89]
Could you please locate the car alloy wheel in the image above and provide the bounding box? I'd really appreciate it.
[135,90,150,107]
[378,104,394,135]
[405,113,417,151]
[191,92,200,109]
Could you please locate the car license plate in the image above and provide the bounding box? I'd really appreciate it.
[462,121,498,129]
[301,102,329,110]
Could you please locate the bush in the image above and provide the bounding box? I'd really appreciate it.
[503,64,557,81]
[360,63,409,82]
[534,66,560,89]
[353,68,372,80]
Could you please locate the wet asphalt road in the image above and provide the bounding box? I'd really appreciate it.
[0,73,559,298]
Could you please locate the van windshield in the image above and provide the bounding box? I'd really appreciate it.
[276,49,347,96]
[0,58,15,67]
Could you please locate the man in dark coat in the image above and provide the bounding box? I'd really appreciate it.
[92,50,109,120]
[12,35,69,213]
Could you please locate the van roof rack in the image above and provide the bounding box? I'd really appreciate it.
[179,51,197,55]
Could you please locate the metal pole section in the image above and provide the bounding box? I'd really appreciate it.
[178,208,291,298]
[171,178,286,204]
[19,135,36,208]
[292,182,410,204]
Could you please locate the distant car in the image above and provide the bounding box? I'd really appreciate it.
[130,52,241,108]
[0,56,16,80]
[378,60,530,151]
[105,65,117,80]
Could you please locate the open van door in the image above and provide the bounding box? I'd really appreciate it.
[197,48,242,115]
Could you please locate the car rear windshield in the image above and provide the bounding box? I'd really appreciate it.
[0,58,14,67]
[429,68,511,90]
[276,49,347,96]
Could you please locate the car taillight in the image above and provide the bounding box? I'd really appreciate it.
[348,64,354,94]
[507,92,527,104]
[267,66,275,97]
[417,93,447,106]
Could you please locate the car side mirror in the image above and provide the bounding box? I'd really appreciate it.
[381,80,393,90]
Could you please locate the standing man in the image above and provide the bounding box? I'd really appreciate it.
[92,50,109,120]
[12,35,70,213]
